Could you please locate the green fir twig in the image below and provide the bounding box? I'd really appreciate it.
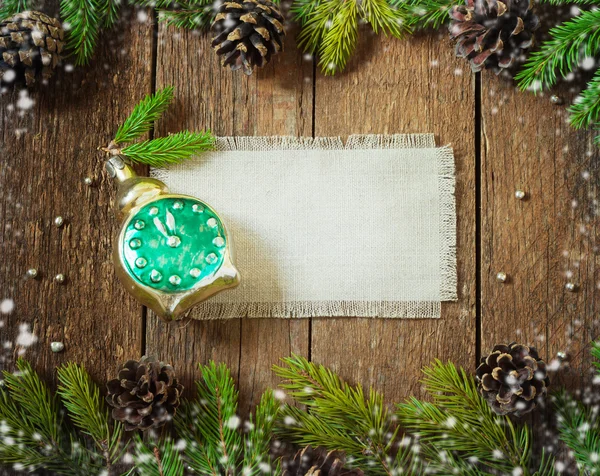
[120,131,215,166]
[403,0,454,29]
[273,354,416,474]
[103,86,215,166]
[132,436,185,476]
[113,86,175,145]
[516,10,600,92]
[57,363,124,469]
[0,0,29,21]
[554,387,600,474]
[395,360,550,476]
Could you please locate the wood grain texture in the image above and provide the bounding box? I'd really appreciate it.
[0,8,154,382]
[147,23,312,415]
[480,76,600,388]
[311,31,477,401]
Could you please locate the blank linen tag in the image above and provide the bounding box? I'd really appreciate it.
[152,134,457,319]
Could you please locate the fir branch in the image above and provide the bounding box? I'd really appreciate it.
[0,360,97,475]
[396,360,534,475]
[516,9,600,91]
[360,0,409,37]
[133,436,185,476]
[318,0,359,75]
[569,68,600,130]
[295,0,341,56]
[273,355,410,475]
[100,0,121,27]
[113,86,175,145]
[120,130,215,166]
[60,0,103,65]
[57,363,124,466]
[403,0,454,29]
[158,1,215,29]
[242,389,281,474]
[554,389,600,474]
[0,0,28,21]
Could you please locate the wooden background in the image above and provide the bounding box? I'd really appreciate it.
[0,4,598,422]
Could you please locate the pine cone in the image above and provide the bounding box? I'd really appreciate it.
[0,11,64,86]
[211,0,285,75]
[281,446,364,476]
[476,342,549,417]
[106,356,184,431]
[449,0,539,73]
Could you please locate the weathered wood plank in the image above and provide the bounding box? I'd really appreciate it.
[480,76,599,389]
[0,7,153,382]
[148,24,312,414]
[311,33,477,401]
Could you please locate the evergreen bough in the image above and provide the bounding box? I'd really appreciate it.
[101,85,215,167]
[0,343,598,475]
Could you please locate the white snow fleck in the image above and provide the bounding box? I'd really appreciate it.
[0,299,14,314]
[226,415,241,430]
[16,90,34,110]
[492,449,504,459]
[283,415,296,426]
[273,389,286,400]
[581,57,595,71]
[16,323,37,348]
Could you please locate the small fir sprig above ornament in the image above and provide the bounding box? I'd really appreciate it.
[99,86,215,167]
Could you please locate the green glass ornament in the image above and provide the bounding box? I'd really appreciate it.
[106,157,240,321]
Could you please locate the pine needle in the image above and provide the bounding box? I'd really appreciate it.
[113,86,175,145]
[553,388,600,474]
[516,9,600,91]
[0,0,29,21]
[570,68,600,130]
[133,436,185,476]
[318,0,358,75]
[60,0,104,65]
[0,360,97,474]
[100,0,120,27]
[273,354,410,474]
[361,0,409,37]
[120,130,215,166]
[396,360,535,475]
[403,0,454,29]
[57,363,123,464]
[159,1,216,29]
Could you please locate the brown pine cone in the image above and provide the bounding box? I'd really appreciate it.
[106,356,184,431]
[0,11,64,86]
[449,0,539,73]
[211,0,285,75]
[281,446,364,476]
[476,342,549,417]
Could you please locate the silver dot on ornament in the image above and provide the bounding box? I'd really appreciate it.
[26,268,39,279]
[54,216,65,227]
[496,272,508,283]
[565,282,578,292]
[515,190,526,200]
[50,341,65,353]
[169,275,181,286]
[557,351,568,361]
[550,95,564,105]
[54,273,66,284]
[83,176,93,186]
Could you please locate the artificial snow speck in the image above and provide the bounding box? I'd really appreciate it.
[227,415,241,430]
[15,324,37,348]
[16,91,34,110]
[0,299,14,314]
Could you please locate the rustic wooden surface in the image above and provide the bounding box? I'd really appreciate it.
[0,4,598,430]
